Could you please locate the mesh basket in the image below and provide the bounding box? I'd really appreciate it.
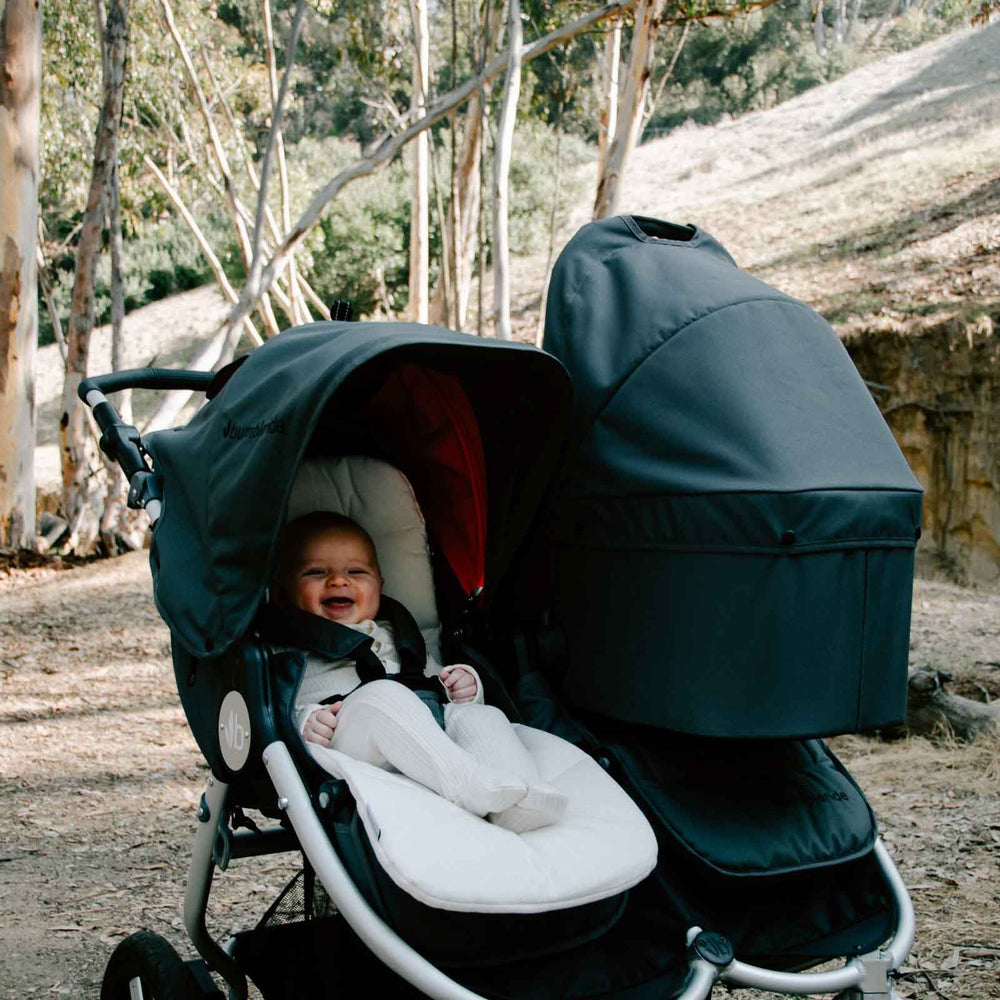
[256,866,338,929]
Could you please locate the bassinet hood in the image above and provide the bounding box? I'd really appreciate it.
[542,216,923,549]
[144,322,570,659]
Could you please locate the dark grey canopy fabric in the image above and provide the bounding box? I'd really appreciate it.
[145,322,570,659]
[544,215,922,509]
[536,216,924,737]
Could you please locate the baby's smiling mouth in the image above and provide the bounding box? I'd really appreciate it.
[322,596,354,608]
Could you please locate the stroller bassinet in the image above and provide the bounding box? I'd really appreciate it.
[85,234,916,999]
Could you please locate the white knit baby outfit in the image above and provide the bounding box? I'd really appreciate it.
[294,620,567,833]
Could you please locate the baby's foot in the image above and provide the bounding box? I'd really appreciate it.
[456,767,527,817]
[489,782,568,834]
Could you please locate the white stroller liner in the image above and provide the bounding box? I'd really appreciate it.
[315,725,655,913]
[285,455,658,913]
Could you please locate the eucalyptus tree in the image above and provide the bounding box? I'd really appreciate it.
[58,0,128,551]
[0,0,42,550]
[592,0,784,220]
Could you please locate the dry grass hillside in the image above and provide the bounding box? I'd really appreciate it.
[7,20,1000,1000]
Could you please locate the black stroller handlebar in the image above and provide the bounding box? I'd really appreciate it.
[79,367,213,521]
[78,367,216,401]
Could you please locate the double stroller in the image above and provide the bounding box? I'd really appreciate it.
[88,216,923,999]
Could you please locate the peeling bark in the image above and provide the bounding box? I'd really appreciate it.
[596,19,621,184]
[593,0,667,220]
[0,0,41,550]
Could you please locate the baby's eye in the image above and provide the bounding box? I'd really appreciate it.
[302,567,326,577]
[348,568,369,576]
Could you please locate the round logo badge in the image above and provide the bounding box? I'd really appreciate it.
[218,691,252,771]
[693,930,735,967]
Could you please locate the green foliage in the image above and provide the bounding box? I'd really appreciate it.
[274,121,589,321]
[285,136,410,318]
[504,120,590,255]
[646,0,972,138]
[37,216,223,347]
[884,0,972,50]
[648,4,834,133]
[521,0,601,134]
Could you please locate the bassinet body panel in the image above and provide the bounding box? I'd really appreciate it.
[539,217,923,738]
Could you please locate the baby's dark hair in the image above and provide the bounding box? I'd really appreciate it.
[274,511,381,597]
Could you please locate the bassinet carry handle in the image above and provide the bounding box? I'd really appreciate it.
[78,367,215,522]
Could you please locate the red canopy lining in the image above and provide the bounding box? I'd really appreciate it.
[362,363,487,598]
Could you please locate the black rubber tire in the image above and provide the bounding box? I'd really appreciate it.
[100,931,202,1000]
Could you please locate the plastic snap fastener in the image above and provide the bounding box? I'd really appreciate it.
[780,529,796,546]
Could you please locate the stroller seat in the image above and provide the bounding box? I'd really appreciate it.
[284,454,658,914]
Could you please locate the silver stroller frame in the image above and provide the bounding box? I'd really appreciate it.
[79,382,916,1000]
[182,742,915,1000]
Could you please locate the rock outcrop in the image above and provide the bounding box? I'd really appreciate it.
[846,311,999,587]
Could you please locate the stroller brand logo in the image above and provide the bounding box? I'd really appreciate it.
[224,711,248,752]
[221,417,286,441]
[218,691,252,771]
[801,790,850,805]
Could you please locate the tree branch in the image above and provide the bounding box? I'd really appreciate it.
[223,0,645,340]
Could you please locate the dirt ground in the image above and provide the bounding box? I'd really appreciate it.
[7,17,1000,1000]
[1,555,998,998]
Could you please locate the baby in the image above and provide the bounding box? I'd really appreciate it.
[274,510,566,833]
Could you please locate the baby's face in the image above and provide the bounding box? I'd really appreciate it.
[286,527,382,624]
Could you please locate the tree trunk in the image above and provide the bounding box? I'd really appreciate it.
[157,0,282,338]
[596,19,621,184]
[845,0,864,43]
[593,0,667,220]
[834,0,847,45]
[430,90,487,329]
[534,124,564,347]
[99,147,144,555]
[906,669,1000,741]
[37,243,67,361]
[0,0,41,551]
[813,0,827,57]
[492,0,522,341]
[261,0,306,327]
[59,0,128,554]
[430,0,500,331]
[408,0,430,324]
[217,0,306,367]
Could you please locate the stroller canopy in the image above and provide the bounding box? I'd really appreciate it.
[145,322,571,659]
[534,216,923,738]
[545,216,921,509]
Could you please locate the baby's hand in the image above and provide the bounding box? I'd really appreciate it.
[440,666,478,704]
[302,701,342,746]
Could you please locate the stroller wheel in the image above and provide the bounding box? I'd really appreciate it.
[100,932,204,1000]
